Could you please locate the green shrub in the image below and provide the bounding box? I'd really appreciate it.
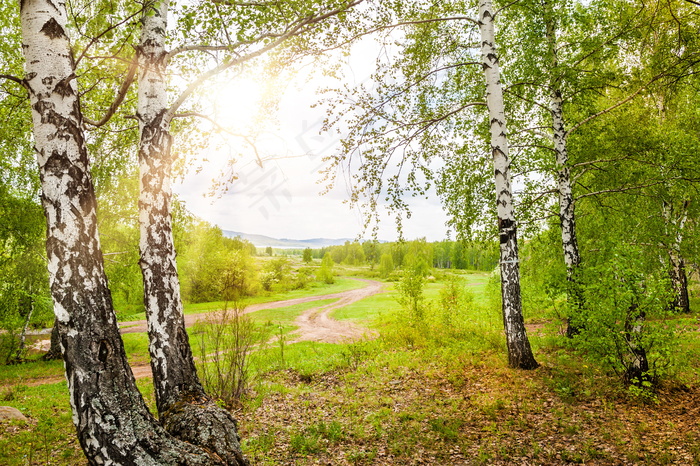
[571,247,685,389]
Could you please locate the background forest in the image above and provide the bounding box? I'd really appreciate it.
[1,0,700,464]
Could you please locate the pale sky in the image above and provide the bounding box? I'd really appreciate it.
[173,39,453,243]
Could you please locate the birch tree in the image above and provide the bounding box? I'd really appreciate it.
[16,0,228,462]
[477,0,538,369]
[130,0,362,457]
[322,0,538,369]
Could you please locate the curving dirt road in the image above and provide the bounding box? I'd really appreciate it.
[23,278,384,385]
[118,278,385,339]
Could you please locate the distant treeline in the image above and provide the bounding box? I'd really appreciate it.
[270,239,499,272]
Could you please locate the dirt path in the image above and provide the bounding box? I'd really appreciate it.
[118,278,385,336]
[24,278,385,384]
[289,278,384,344]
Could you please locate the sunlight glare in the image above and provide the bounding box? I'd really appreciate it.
[208,77,266,131]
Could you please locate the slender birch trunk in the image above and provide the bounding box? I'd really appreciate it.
[20,1,218,463]
[14,291,34,362]
[663,200,690,313]
[624,302,649,385]
[136,2,246,463]
[477,0,538,370]
[543,1,584,336]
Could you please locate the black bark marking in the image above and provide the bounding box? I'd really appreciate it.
[54,76,76,97]
[98,340,110,363]
[498,218,515,244]
[40,18,67,40]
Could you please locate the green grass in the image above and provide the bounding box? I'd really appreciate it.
[3,269,700,465]
[189,277,364,312]
[0,359,64,386]
[247,298,339,327]
[117,277,366,322]
[0,381,83,466]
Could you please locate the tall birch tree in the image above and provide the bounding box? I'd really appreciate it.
[477,0,538,369]
[16,0,228,462]
[322,0,538,369]
[130,0,362,458]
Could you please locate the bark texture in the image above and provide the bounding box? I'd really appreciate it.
[136,2,246,463]
[543,2,584,336]
[478,0,538,370]
[20,0,221,463]
[42,325,62,361]
[662,201,690,313]
[624,303,649,385]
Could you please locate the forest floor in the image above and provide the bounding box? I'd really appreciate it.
[2,272,700,465]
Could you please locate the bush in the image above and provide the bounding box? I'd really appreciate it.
[194,303,270,407]
[396,269,426,322]
[317,253,335,284]
[571,248,685,389]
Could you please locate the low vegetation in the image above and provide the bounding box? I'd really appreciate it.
[1,264,698,465]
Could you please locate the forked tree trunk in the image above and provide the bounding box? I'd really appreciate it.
[669,255,690,313]
[543,1,584,336]
[477,0,538,370]
[20,1,220,463]
[136,2,246,463]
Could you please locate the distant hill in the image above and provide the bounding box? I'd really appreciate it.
[222,230,356,249]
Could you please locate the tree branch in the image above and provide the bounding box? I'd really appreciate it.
[567,73,665,136]
[0,74,26,90]
[84,60,138,128]
[575,180,672,200]
[73,8,143,68]
[165,0,364,121]
[174,111,264,166]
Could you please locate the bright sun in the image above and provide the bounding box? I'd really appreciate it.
[207,77,266,131]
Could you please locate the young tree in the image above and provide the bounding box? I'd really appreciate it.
[303,247,313,263]
[318,252,335,284]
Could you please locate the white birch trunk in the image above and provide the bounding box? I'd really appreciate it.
[14,291,34,361]
[624,302,649,384]
[136,2,246,462]
[543,2,583,335]
[19,1,216,463]
[478,0,538,370]
[137,0,201,412]
[662,201,690,313]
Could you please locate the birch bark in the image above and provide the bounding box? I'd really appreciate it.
[136,2,246,463]
[662,200,690,313]
[19,0,220,463]
[543,1,584,335]
[477,0,538,370]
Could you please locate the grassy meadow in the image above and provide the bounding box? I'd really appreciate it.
[1,267,700,465]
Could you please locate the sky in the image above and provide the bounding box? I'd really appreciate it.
[173,40,453,243]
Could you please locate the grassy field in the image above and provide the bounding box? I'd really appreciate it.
[2,270,700,465]
[116,277,367,322]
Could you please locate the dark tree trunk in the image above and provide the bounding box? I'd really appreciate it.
[20,1,224,463]
[42,325,62,361]
[136,2,246,463]
[669,255,690,313]
[624,303,650,385]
